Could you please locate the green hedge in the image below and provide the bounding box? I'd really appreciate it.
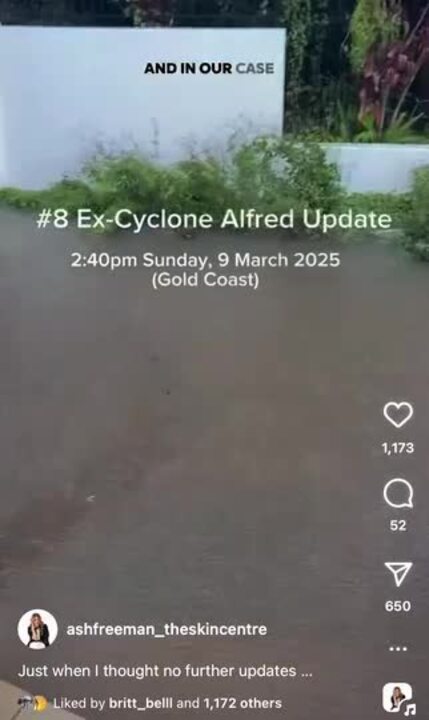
[400,167,429,261]
[0,138,342,232]
[0,143,427,262]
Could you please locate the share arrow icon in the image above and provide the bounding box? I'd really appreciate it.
[385,562,413,588]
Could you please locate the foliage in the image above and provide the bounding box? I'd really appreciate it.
[308,0,330,87]
[284,86,421,144]
[350,0,404,73]
[83,155,169,213]
[401,166,429,259]
[116,0,283,26]
[229,137,343,223]
[283,0,353,133]
[355,3,429,136]
[347,189,411,223]
[282,0,312,109]
[285,77,361,138]
[0,140,342,233]
[0,187,41,209]
[167,158,232,221]
[353,109,428,140]
[0,0,126,24]
[117,0,172,26]
[3,145,429,262]
[0,180,95,211]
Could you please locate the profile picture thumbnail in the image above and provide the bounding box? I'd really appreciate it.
[382,683,413,712]
[17,610,58,650]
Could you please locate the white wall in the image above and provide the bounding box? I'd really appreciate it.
[1,28,428,193]
[326,143,429,193]
[0,27,286,189]
[0,88,7,188]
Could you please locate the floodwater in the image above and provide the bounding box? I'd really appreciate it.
[0,208,428,719]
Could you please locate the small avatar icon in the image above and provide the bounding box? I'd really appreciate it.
[33,697,48,712]
[382,684,416,715]
[17,697,34,709]
[14,695,48,716]
[17,609,59,650]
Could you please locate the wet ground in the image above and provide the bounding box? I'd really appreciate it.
[0,208,428,719]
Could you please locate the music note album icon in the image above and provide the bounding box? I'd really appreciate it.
[382,683,414,713]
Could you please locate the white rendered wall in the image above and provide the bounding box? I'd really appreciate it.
[0,89,7,187]
[325,143,429,193]
[1,27,428,193]
[0,27,286,189]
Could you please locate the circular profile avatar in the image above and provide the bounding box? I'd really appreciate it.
[33,695,49,712]
[382,683,413,713]
[18,696,48,712]
[17,610,58,650]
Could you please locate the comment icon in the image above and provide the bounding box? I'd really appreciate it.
[383,478,414,510]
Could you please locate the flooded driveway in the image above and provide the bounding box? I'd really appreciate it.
[0,208,428,719]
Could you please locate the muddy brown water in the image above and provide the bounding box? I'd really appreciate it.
[0,209,428,720]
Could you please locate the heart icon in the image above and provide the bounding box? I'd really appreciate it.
[383,401,414,429]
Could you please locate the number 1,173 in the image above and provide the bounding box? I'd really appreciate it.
[382,442,414,456]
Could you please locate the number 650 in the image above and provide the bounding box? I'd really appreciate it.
[385,600,411,612]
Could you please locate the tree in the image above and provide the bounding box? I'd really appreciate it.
[357,2,429,135]
[115,0,284,26]
[0,0,127,25]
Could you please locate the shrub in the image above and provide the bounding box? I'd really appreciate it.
[347,191,411,226]
[350,0,404,74]
[0,187,42,209]
[401,166,429,260]
[230,137,343,223]
[0,179,97,213]
[169,157,233,222]
[0,139,343,234]
[84,154,167,214]
[40,179,99,214]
